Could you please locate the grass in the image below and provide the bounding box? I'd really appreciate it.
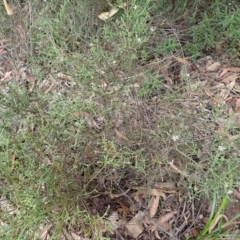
[1,0,240,239]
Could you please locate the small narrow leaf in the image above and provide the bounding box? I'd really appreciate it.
[3,0,13,15]
[149,196,160,218]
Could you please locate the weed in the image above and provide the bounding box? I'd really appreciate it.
[197,178,240,239]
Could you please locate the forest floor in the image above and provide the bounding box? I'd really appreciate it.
[1,1,240,239]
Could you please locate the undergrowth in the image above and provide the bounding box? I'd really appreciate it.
[0,0,240,239]
[172,0,240,60]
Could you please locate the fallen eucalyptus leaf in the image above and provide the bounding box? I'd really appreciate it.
[3,0,13,15]
[149,195,160,218]
[125,211,144,238]
[207,62,221,72]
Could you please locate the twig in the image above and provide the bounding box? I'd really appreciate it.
[169,160,189,178]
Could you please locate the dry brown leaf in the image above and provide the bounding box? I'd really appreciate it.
[109,189,131,199]
[57,72,72,81]
[98,10,117,20]
[107,211,123,232]
[125,211,144,238]
[69,232,81,240]
[225,96,233,102]
[149,195,160,218]
[158,222,170,231]
[136,189,167,199]
[98,2,127,20]
[116,199,130,219]
[174,56,191,66]
[219,68,230,78]
[155,182,176,192]
[1,71,12,81]
[221,74,239,84]
[151,211,178,234]
[207,62,221,72]
[227,80,236,92]
[212,97,223,105]
[228,67,240,73]
[209,83,225,91]
[158,211,178,225]
[160,68,173,85]
[223,221,240,232]
[3,0,13,15]
[20,68,27,80]
[206,59,213,70]
[190,228,199,238]
[154,229,162,239]
[205,89,214,97]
